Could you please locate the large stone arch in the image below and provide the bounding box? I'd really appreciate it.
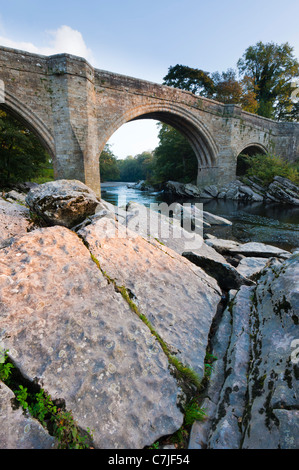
[99,103,219,185]
[1,90,55,160]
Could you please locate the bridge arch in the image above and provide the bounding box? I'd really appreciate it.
[1,91,55,160]
[236,142,268,177]
[237,142,268,157]
[101,103,218,172]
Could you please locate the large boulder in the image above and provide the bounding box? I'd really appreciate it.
[182,251,255,291]
[163,181,201,197]
[0,226,184,448]
[206,238,291,259]
[241,255,299,449]
[266,176,299,205]
[25,180,104,228]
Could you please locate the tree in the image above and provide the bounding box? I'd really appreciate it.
[99,144,120,181]
[163,64,215,97]
[153,124,198,183]
[0,109,50,187]
[237,41,299,120]
[163,65,258,113]
[212,69,258,113]
[117,152,154,182]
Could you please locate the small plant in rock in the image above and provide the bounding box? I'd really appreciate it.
[149,441,160,449]
[0,350,14,383]
[52,409,93,449]
[15,385,30,411]
[204,352,217,379]
[29,389,57,425]
[184,400,206,426]
[1,349,93,449]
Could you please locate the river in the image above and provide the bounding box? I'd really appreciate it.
[101,182,299,252]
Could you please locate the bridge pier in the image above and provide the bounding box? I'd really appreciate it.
[48,54,101,196]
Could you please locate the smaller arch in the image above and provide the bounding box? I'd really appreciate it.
[238,142,268,157]
[236,143,268,177]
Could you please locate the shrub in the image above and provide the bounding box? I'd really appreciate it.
[241,153,299,186]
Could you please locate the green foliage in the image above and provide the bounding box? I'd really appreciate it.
[1,349,93,449]
[14,383,92,448]
[212,69,258,113]
[163,41,299,121]
[169,356,202,391]
[52,409,93,449]
[163,64,215,97]
[99,144,120,182]
[32,167,54,184]
[237,41,299,120]
[184,400,206,426]
[0,109,52,187]
[153,124,198,184]
[15,385,30,410]
[241,153,299,186]
[117,151,155,182]
[149,441,160,449]
[0,349,14,383]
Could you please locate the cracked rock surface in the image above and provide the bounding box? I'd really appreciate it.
[189,255,299,449]
[79,217,221,378]
[0,225,183,448]
[0,382,55,449]
[1,181,298,449]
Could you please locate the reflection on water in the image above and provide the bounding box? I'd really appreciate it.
[101,182,299,251]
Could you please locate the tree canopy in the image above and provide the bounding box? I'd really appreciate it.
[163,41,299,120]
[99,144,120,182]
[163,64,215,97]
[153,124,197,184]
[237,41,299,120]
[0,109,51,187]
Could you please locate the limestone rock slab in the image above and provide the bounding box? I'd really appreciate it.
[79,217,221,378]
[0,226,183,449]
[236,256,270,279]
[241,255,299,449]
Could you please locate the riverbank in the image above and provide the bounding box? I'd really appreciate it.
[1,179,298,449]
[100,181,299,252]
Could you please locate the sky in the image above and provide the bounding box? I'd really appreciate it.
[0,0,299,158]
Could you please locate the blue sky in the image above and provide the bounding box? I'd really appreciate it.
[0,0,299,158]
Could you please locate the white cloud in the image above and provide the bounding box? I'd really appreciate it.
[0,25,95,64]
[0,25,159,155]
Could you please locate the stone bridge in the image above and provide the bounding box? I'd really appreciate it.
[1,46,298,196]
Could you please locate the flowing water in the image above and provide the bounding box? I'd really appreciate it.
[101,182,299,252]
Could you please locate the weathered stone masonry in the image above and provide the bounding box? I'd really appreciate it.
[0,45,298,196]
